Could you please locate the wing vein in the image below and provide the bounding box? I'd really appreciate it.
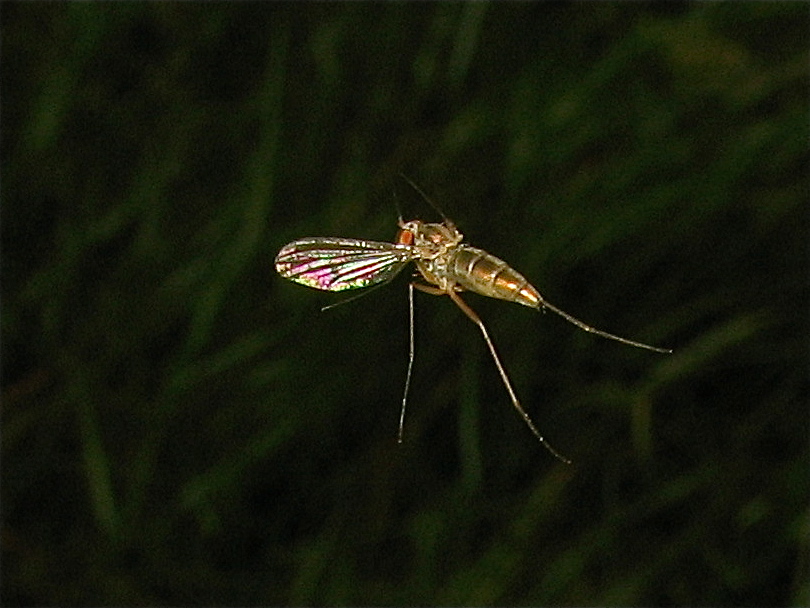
[275,238,414,291]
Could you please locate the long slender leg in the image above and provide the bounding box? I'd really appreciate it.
[540,300,672,354]
[412,283,455,296]
[430,287,571,463]
[320,273,400,312]
[396,283,451,442]
[398,282,416,443]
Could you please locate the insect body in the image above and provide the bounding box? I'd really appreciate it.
[276,217,671,462]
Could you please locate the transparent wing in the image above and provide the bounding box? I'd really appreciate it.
[275,237,414,292]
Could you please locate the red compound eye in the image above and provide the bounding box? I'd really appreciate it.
[396,229,414,246]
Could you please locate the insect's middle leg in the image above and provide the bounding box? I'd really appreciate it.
[412,282,459,297]
[445,288,570,463]
[409,281,569,462]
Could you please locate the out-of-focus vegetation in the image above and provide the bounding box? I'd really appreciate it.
[2,3,807,605]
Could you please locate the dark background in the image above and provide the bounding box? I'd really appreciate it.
[2,3,807,606]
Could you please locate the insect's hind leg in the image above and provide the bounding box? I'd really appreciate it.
[442,288,571,463]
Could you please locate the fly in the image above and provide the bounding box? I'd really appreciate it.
[275,194,671,463]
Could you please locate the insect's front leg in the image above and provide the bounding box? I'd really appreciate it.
[398,280,466,442]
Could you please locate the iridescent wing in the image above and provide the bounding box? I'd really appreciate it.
[275,237,414,292]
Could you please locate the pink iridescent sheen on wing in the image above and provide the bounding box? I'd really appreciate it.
[274,237,414,292]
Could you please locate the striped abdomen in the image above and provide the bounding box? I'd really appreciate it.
[445,245,543,309]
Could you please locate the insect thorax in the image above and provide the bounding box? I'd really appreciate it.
[401,220,464,290]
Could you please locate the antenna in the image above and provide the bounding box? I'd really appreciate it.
[398,173,450,222]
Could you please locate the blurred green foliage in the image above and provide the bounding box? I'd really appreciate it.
[2,3,807,606]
